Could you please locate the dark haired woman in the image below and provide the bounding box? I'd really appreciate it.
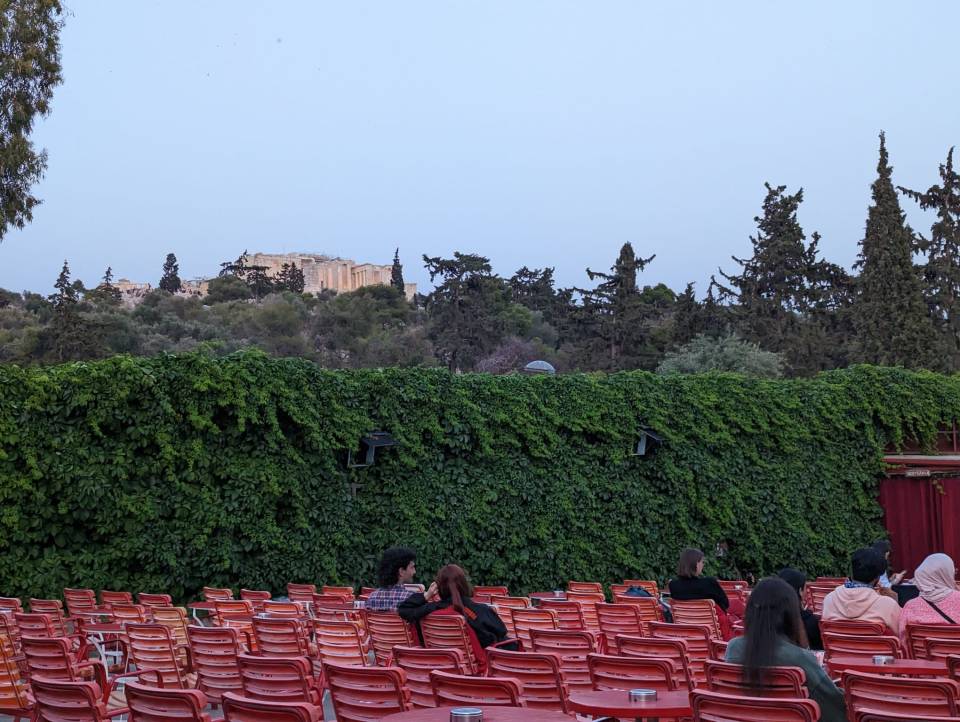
[726,577,845,722]
[398,564,512,672]
[668,548,745,639]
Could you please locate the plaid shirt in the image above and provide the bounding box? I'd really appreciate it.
[366,584,415,611]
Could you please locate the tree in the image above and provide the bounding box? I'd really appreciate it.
[90,266,121,305]
[390,248,405,293]
[48,259,77,309]
[0,0,64,242]
[851,133,939,368]
[218,250,249,278]
[158,253,182,293]
[657,332,784,378]
[275,262,305,293]
[245,264,274,301]
[45,259,89,361]
[204,275,252,304]
[899,147,960,370]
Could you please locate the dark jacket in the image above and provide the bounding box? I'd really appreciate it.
[668,575,730,611]
[802,608,823,651]
[398,593,508,648]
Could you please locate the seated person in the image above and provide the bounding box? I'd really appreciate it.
[398,564,511,671]
[778,567,823,651]
[669,547,744,639]
[899,552,960,641]
[726,577,846,722]
[366,546,418,612]
[821,548,900,634]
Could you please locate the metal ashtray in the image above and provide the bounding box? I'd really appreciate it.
[629,688,658,701]
[872,655,895,665]
[450,707,483,722]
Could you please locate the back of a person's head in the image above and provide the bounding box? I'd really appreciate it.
[377,546,416,587]
[742,577,808,688]
[851,548,886,584]
[677,548,704,578]
[777,567,806,598]
[871,540,891,559]
[435,564,472,612]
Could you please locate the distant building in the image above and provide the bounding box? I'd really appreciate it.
[112,252,415,306]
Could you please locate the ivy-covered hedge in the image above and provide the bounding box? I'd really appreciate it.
[0,352,953,600]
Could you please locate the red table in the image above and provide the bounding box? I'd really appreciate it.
[568,689,692,721]
[382,705,567,721]
[827,656,948,675]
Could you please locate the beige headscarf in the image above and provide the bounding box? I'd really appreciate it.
[914,553,957,604]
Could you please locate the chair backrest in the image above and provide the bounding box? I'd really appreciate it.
[529,628,594,693]
[587,652,677,691]
[286,584,316,603]
[112,603,150,625]
[819,619,886,636]
[311,593,352,608]
[392,646,466,708]
[321,586,355,600]
[906,623,960,659]
[709,639,729,661]
[126,623,190,688]
[366,611,416,665]
[138,593,173,608]
[21,634,81,681]
[29,599,68,636]
[240,590,272,612]
[596,603,645,650]
[31,676,111,721]
[843,670,960,718]
[650,621,712,683]
[430,669,523,707]
[616,635,694,691]
[623,579,660,597]
[0,598,22,614]
[14,612,59,640]
[717,580,749,601]
[538,600,586,630]
[420,614,481,675]
[564,592,603,631]
[926,637,960,661]
[237,653,320,705]
[489,595,529,610]
[63,588,98,616]
[312,620,368,667]
[253,617,311,658]
[567,581,603,594]
[704,659,806,698]
[671,599,722,638]
[186,624,243,703]
[822,632,902,676]
[100,590,134,607]
[805,583,839,615]
[692,689,820,722]
[856,713,960,722]
[261,601,308,618]
[0,630,31,712]
[487,648,568,712]
[214,600,254,623]
[510,607,559,650]
[612,594,665,624]
[222,692,321,722]
[474,586,509,599]
[151,606,190,648]
[125,680,210,722]
[324,661,411,722]
[203,587,234,602]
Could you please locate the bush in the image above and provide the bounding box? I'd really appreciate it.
[0,353,945,600]
[658,332,785,377]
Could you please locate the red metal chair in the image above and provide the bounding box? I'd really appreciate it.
[822,632,902,676]
[692,689,820,721]
[567,581,602,594]
[420,614,484,675]
[253,617,313,658]
[596,603,645,651]
[392,646,466,708]
[530,628,594,693]
[474,586,509,602]
[587,652,677,691]
[222,692,321,722]
[31,676,129,721]
[212,600,254,634]
[137,593,173,609]
[487,648,570,713]
[187,625,243,705]
[63,589,99,618]
[125,623,194,689]
[843,670,960,718]
[704,659,806,697]
[151,606,191,649]
[564,592,603,631]
[366,611,416,666]
[538,599,587,630]
[324,661,412,721]
[856,712,960,722]
[312,620,368,668]
[709,639,728,661]
[623,579,660,596]
[202,587,234,602]
[262,601,308,618]
[111,603,150,626]
[21,634,105,685]
[717,580,749,604]
[906,623,960,659]
[510,608,558,651]
[100,591,134,607]
[285,584,316,604]
[0,598,23,614]
[616,635,694,691]
[430,669,523,707]
[124,680,211,722]
[805,583,839,615]
[30,599,68,636]
[926,637,960,661]
[236,654,321,705]
[612,594,665,627]
[239,590,272,613]
[321,586,355,600]
[671,599,723,639]
[650,621,712,684]
[0,630,34,721]
[819,619,886,636]
[489,595,529,610]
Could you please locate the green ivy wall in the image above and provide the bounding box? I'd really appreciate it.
[0,352,951,600]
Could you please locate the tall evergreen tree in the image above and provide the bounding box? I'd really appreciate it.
[390,248,405,293]
[158,253,182,293]
[0,0,64,241]
[275,262,305,293]
[851,133,939,368]
[245,264,274,301]
[49,259,77,308]
[899,148,960,370]
[219,250,249,278]
[94,265,121,304]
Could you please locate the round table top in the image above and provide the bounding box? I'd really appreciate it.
[827,656,948,675]
[568,689,692,717]
[382,705,568,721]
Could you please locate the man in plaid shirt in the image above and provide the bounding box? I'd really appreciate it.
[366,546,418,611]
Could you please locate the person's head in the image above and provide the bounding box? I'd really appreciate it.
[914,553,956,602]
[851,548,887,585]
[741,577,809,687]
[434,564,473,613]
[777,568,807,600]
[377,547,417,588]
[872,540,892,564]
[678,548,705,578]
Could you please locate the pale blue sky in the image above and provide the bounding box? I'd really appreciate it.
[1,1,958,296]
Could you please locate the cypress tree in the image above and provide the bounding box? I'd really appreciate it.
[391,248,405,293]
[852,133,939,368]
[159,253,182,293]
[96,266,121,304]
[899,147,960,370]
[275,262,305,293]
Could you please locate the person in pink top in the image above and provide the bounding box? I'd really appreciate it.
[899,553,960,642]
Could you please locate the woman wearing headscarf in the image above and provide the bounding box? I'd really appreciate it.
[778,567,822,650]
[898,553,960,642]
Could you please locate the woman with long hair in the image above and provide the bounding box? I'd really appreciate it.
[668,548,745,639]
[725,577,844,721]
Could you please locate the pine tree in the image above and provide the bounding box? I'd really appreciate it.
[391,248,405,293]
[852,133,939,368]
[219,250,249,278]
[899,147,960,370]
[246,265,274,301]
[49,259,78,308]
[275,262,305,293]
[158,253,182,293]
[96,266,121,304]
